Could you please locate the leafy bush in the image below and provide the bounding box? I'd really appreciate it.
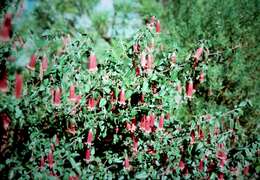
[0,0,259,179]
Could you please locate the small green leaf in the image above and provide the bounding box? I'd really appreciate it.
[135,171,148,179]
[99,98,107,107]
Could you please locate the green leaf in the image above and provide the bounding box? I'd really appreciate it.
[99,98,107,107]
[135,171,148,179]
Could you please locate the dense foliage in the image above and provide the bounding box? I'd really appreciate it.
[0,0,259,179]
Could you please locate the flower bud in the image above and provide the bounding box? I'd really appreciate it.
[158,114,164,129]
[88,97,95,110]
[186,80,193,99]
[42,56,48,72]
[27,54,37,70]
[118,89,126,105]
[87,130,93,145]
[0,69,8,92]
[88,53,97,72]
[156,20,160,33]
[53,88,61,106]
[48,150,54,169]
[15,73,23,99]
[85,148,91,161]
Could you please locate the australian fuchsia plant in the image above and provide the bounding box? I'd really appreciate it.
[0,5,259,180]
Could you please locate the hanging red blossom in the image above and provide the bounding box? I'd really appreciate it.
[123,155,130,170]
[0,13,12,42]
[243,165,249,176]
[15,73,23,99]
[141,53,146,68]
[199,71,205,83]
[40,156,45,170]
[88,97,95,110]
[156,20,160,33]
[198,127,204,140]
[190,129,195,145]
[186,80,193,99]
[135,66,141,76]
[158,114,164,129]
[48,150,54,169]
[146,54,153,71]
[87,130,93,145]
[118,89,126,105]
[27,54,37,70]
[133,136,138,154]
[110,91,116,103]
[69,85,76,101]
[53,88,61,106]
[85,148,91,161]
[88,53,97,72]
[42,56,48,72]
[179,160,185,171]
[69,176,79,180]
[218,173,224,180]
[0,113,11,131]
[198,159,204,172]
[0,69,8,92]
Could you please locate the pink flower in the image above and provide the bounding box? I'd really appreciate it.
[186,80,193,99]
[149,114,155,128]
[171,52,176,64]
[88,53,97,72]
[124,155,130,170]
[135,66,141,76]
[199,71,205,83]
[133,44,140,53]
[179,160,185,171]
[40,156,45,170]
[110,91,116,103]
[87,130,93,145]
[176,82,182,94]
[158,114,164,129]
[194,47,203,60]
[146,54,153,71]
[27,54,37,70]
[190,130,195,145]
[53,88,61,106]
[133,136,138,153]
[69,85,76,100]
[88,97,95,110]
[69,176,78,180]
[198,127,204,140]
[218,173,224,180]
[156,20,160,33]
[1,113,11,131]
[198,159,204,172]
[85,148,91,161]
[0,69,8,92]
[141,53,147,68]
[140,115,146,131]
[118,89,126,105]
[48,150,54,169]
[0,13,12,42]
[243,165,249,176]
[15,73,23,99]
[145,115,151,133]
[42,56,48,72]
[216,151,227,168]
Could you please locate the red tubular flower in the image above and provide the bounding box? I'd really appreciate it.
[15,73,23,99]
[42,56,48,72]
[1,113,11,131]
[27,54,37,70]
[217,151,227,168]
[199,71,205,83]
[53,88,61,106]
[190,130,195,145]
[124,155,130,170]
[149,114,155,128]
[194,47,203,60]
[135,66,141,76]
[218,173,224,180]
[87,130,93,145]
[0,13,12,42]
[118,89,126,105]
[198,159,204,172]
[48,150,54,169]
[133,44,140,53]
[88,53,97,72]
[85,148,91,161]
[69,85,78,102]
[69,176,79,180]
[0,69,8,92]
[145,115,151,133]
[133,136,138,153]
[146,54,153,71]
[140,115,146,131]
[198,127,204,140]
[88,97,95,110]
[171,52,176,64]
[158,114,164,129]
[243,165,249,176]
[110,91,116,103]
[40,156,45,170]
[176,82,182,94]
[156,20,160,33]
[179,160,185,171]
[141,53,146,68]
[186,80,193,99]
